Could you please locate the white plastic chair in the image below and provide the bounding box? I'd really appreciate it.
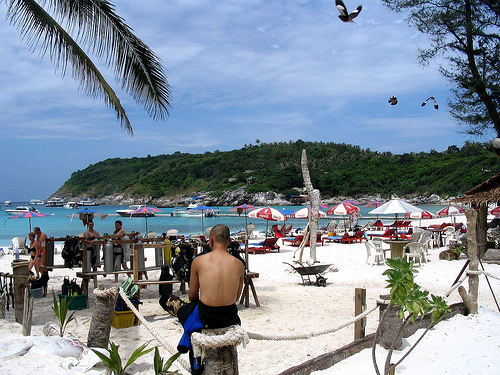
[418,231,433,255]
[443,226,457,247]
[365,241,385,266]
[403,242,425,267]
[12,237,28,255]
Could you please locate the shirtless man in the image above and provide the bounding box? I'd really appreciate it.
[33,227,47,273]
[188,224,244,306]
[112,220,128,281]
[83,221,100,270]
[177,224,244,374]
[83,221,100,239]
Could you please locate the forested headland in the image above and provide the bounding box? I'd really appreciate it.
[55,140,499,202]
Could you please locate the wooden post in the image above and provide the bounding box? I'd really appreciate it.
[22,286,33,336]
[354,288,366,340]
[465,208,479,314]
[11,259,30,324]
[203,345,239,375]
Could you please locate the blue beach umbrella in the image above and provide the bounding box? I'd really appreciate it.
[187,205,220,233]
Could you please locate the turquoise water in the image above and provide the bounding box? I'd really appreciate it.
[0,202,450,248]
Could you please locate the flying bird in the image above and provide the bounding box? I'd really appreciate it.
[335,0,362,23]
[388,96,398,106]
[421,96,439,109]
[486,138,500,158]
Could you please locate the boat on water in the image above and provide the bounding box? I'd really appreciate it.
[79,198,98,206]
[116,205,156,217]
[4,201,12,206]
[45,198,65,207]
[6,206,40,215]
[173,205,220,217]
[29,199,45,205]
[64,201,79,209]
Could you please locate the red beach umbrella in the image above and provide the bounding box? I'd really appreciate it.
[436,206,465,217]
[327,202,359,216]
[404,210,434,219]
[249,206,287,238]
[131,206,162,234]
[491,206,500,216]
[342,200,361,205]
[290,206,327,219]
[7,211,50,232]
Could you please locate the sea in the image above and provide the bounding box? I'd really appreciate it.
[0,202,451,249]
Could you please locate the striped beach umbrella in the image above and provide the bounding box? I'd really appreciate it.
[290,206,327,219]
[7,211,50,232]
[131,206,162,234]
[436,206,465,217]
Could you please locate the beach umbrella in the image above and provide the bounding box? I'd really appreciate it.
[7,211,50,232]
[228,204,259,232]
[327,203,360,230]
[436,206,465,217]
[364,200,385,207]
[130,206,162,234]
[369,198,423,239]
[405,209,434,226]
[249,206,287,238]
[67,208,108,226]
[327,202,359,216]
[290,206,327,219]
[491,206,500,216]
[279,207,295,216]
[187,205,220,234]
[342,200,361,205]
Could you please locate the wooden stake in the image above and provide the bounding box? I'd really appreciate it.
[22,286,33,336]
[354,288,366,340]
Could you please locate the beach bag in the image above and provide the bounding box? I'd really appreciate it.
[62,277,82,296]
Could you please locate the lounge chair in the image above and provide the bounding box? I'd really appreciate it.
[333,233,356,244]
[282,235,304,247]
[248,237,280,254]
[368,229,396,240]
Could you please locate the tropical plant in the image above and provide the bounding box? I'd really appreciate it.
[153,346,181,375]
[372,258,451,375]
[91,340,154,375]
[51,292,77,337]
[3,0,171,134]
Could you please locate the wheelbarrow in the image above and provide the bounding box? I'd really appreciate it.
[283,262,331,287]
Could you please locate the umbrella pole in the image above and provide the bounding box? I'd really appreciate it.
[145,216,148,234]
[245,213,249,271]
[29,217,32,232]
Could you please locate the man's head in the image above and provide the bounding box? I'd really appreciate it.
[209,224,231,248]
[33,227,41,236]
[88,221,94,230]
[115,220,122,230]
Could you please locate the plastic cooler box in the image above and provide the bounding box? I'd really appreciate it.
[112,311,135,329]
[58,294,87,310]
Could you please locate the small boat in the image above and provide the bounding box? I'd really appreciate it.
[173,205,220,217]
[45,198,65,207]
[116,205,155,217]
[6,206,40,215]
[4,200,12,206]
[64,201,79,209]
[29,199,45,205]
[79,198,98,206]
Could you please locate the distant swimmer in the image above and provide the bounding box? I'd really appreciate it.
[421,96,439,109]
[335,0,362,23]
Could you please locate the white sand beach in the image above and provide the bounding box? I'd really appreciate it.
[1,214,500,375]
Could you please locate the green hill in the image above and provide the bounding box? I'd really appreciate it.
[56,140,499,200]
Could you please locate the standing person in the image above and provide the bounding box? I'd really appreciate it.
[112,220,128,282]
[177,224,245,374]
[33,227,47,274]
[83,221,100,270]
[27,232,41,279]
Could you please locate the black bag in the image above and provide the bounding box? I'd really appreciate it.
[62,276,82,296]
[159,265,173,296]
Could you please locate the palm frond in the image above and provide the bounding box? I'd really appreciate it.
[49,0,171,121]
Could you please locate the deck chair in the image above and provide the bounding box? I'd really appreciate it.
[245,224,256,239]
[145,232,157,239]
[12,237,28,255]
[403,242,426,267]
[368,229,396,240]
[282,235,304,247]
[248,237,280,254]
[365,241,385,266]
[334,233,356,244]
[326,220,337,234]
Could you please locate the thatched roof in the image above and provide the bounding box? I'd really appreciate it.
[454,172,500,204]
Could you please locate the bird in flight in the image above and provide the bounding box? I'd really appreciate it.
[388,96,398,106]
[335,0,362,23]
[421,96,439,109]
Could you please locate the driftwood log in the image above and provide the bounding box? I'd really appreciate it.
[87,286,118,348]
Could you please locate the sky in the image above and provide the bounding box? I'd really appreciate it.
[0,0,491,202]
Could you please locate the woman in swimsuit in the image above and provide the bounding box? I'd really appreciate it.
[27,232,41,279]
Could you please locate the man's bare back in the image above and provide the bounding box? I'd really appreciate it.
[189,225,244,307]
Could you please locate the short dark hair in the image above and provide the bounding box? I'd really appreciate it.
[115,220,122,226]
[210,224,230,244]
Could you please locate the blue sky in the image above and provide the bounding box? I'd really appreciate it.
[0,0,489,202]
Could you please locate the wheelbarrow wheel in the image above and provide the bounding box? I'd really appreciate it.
[316,276,327,287]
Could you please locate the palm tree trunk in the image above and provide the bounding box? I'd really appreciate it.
[87,286,119,348]
[301,149,320,263]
